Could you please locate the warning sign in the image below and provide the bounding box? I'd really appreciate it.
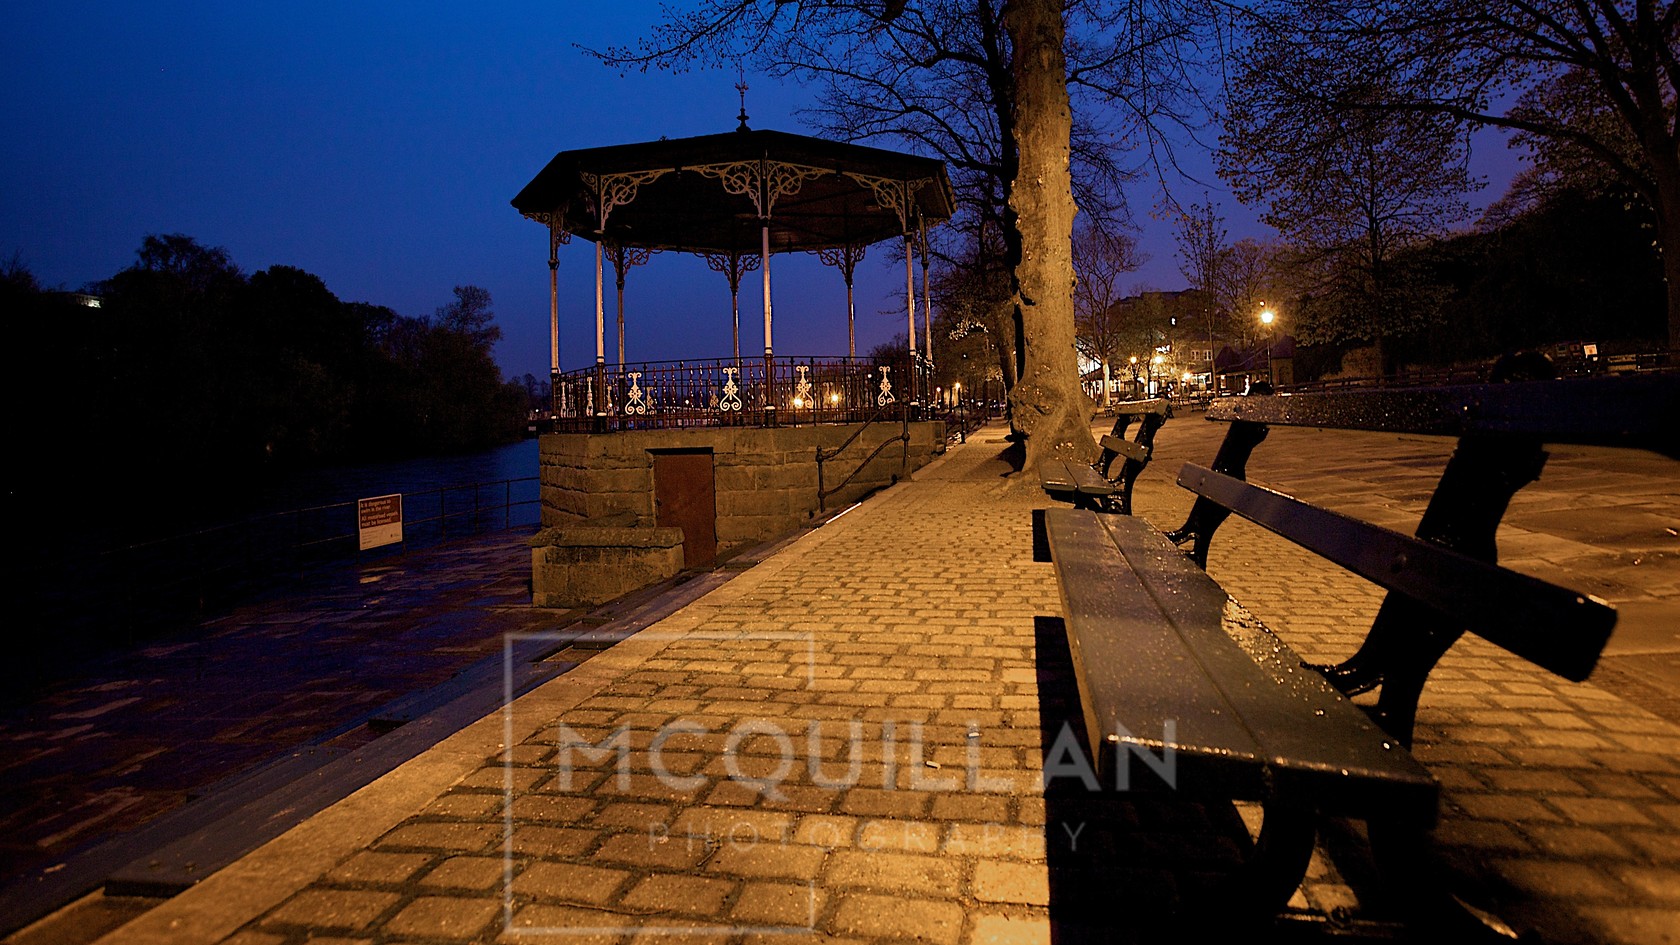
[358,493,403,551]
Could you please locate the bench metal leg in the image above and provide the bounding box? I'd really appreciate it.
[1222,800,1318,918]
[1111,412,1167,516]
[1164,418,1269,566]
[1310,433,1548,744]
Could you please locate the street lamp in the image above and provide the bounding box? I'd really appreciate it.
[1259,308,1276,385]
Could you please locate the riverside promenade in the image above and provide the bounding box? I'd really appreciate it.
[18,415,1680,945]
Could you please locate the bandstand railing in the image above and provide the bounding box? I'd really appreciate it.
[548,356,934,433]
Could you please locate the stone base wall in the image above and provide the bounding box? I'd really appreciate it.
[529,525,685,608]
[538,422,945,555]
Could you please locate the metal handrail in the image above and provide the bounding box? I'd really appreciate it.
[816,406,911,512]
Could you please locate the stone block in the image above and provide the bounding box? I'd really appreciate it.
[530,525,685,607]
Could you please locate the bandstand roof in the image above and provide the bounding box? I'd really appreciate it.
[511,128,955,254]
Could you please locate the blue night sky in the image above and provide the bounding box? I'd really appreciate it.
[3,3,1515,382]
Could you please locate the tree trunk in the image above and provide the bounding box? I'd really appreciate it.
[1003,0,1095,466]
[1657,172,1680,354]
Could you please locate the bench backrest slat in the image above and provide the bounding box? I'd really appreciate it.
[1100,434,1149,463]
[1178,463,1617,681]
[1111,397,1170,417]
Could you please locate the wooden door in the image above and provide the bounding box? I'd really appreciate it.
[653,450,717,569]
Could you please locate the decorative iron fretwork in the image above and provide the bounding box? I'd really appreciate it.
[719,367,744,412]
[521,208,577,237]
[693,160,829,218]
[845,173,931,231]
[815,243,867,279]
[580,168,671,227]
[625,371,647,415]
[877,365,896,406]
[607,243,656,283]
[793,365,813,406]
[704,250,761,292]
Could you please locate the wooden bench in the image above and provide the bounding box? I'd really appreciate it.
[1038,398,1169,513]
[1034,370,1678,937]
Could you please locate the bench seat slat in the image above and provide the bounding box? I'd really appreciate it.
[1039,461,1078,497]
[1094,514,1438,819]
[1177,463,1617,681]
[1040,460,1115,498]
[1070,465,1114,497]
[1044,509,1438,818]
[1043,508,1268,795]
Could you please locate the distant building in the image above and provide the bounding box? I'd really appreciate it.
[1214,334,1296,391]
[1082,288,1216,399]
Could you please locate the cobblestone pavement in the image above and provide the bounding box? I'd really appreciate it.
[21,416,1680,945]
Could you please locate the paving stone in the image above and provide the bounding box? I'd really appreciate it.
[829,892,966,945]
[824,849,962,895]
[499,823,599,858]
[501,903,630,944]
[731,881,824,928]
[263,888,400,931]
[707,841,828,881]
[620,873,737,916]
[516,860,633,905]
[967,913,1052,945]
[856,819,943,853]
[377,820,502,853]
[973,860,1050,905]
[383,895,502,938]
[1547,797,1658,826]
[419,854,507,891]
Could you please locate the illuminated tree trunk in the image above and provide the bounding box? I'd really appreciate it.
[1004,0,1096,465]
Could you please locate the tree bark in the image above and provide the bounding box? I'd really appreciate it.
[1003,0,1095,466]
[1656,169,1680,354]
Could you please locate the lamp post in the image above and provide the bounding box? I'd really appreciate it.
[1259,308,1276,386]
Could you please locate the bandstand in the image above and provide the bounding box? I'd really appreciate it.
[511,120,958,600]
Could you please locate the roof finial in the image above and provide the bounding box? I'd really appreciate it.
[735,66,751,132]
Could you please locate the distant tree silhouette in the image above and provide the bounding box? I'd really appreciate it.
[13,236,528,518]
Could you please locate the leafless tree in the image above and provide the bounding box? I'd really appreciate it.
[1230,0,1680,351]
[590,0,1232,466]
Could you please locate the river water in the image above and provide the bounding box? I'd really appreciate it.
[13,438,544,682]
[240,437,539,519]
